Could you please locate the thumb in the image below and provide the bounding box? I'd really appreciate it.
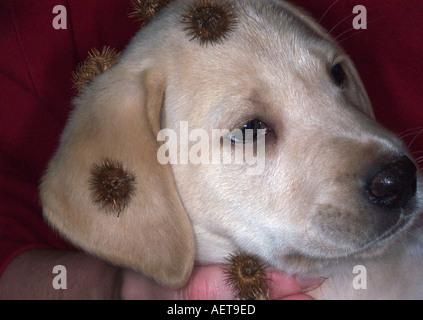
[157,265,234,300]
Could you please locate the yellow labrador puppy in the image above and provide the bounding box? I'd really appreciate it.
[40,0,423,299]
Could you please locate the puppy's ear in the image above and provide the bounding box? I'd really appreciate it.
[40,66,194,289]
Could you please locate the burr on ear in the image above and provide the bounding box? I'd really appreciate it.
[89,159,136,217]
[71,46,121,93]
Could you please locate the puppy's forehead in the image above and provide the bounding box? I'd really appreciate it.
[154,0,335,55]
[146,0,344,122]
[144,0,339,80]
[122,0,343,81]
[234,0,327,40]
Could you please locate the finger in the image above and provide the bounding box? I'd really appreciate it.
[158,265,234,300]
[266,271,323,300]
[281,293,315,300]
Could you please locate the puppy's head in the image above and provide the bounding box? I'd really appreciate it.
[40,0,423,287]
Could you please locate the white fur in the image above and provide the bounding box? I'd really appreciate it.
[40,0,423,299]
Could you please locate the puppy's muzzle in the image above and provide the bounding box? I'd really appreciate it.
[366,155,417,210]
[310,150,420,255]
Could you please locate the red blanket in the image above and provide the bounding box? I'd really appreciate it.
[1,0,422,276]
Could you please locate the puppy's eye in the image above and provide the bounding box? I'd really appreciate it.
[230,119,268,143]
[331,63,346,88]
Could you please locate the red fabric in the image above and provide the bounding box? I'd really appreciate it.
[0,0,422,278]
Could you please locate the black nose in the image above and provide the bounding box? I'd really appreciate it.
[367,156,417,209]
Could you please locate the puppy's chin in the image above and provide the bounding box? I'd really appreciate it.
[276,213,419,277]
[353,214,417,254]
[305,197,422,252]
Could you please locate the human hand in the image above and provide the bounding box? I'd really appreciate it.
[118,265,323,300]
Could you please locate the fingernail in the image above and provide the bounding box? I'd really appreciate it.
[296,277,325,292]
